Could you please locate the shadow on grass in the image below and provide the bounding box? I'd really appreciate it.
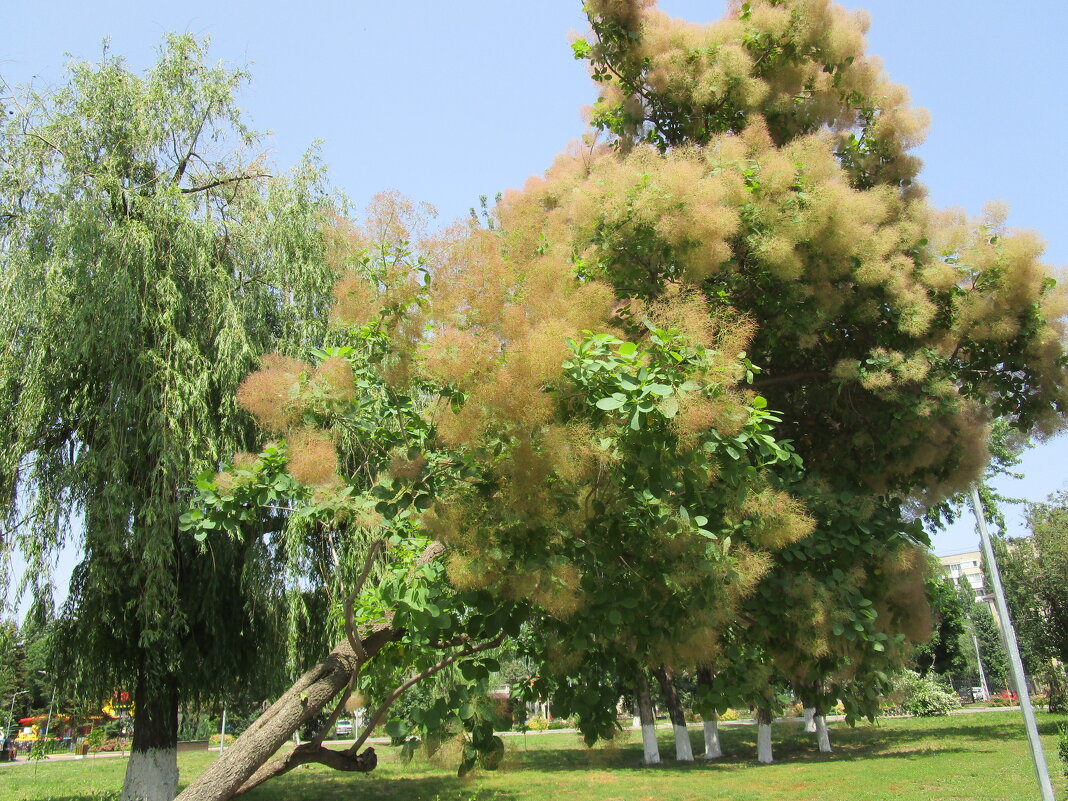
[239,711,1068,797]
[428,712,1065,776]
[243,772,521,801]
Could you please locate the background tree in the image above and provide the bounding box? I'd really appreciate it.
[914,560,971,677]
[0,36,339,800]
[993,491,1068,675]
[967,599,1009,695]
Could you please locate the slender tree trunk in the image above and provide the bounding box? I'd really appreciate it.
[635,672,660,766]
[653,665,692,762]
[174,622,400,801]
[121,670,179,801]
[756,707,773,764]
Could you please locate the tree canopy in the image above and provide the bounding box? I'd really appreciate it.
[0,34,341,801]
[179,4,1066,797]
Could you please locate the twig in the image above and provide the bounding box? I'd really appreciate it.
[344,539,385,661]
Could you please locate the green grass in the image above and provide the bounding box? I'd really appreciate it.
[2,711,1066,801]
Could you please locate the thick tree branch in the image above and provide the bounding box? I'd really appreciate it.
[751,370,824,389]
[180,172,271,194]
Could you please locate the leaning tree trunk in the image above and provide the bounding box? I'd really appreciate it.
[174,622,400,801]
[653,665,692,762]
[121,669,179,801]
[756,706,774,764]
[635,671,661,766]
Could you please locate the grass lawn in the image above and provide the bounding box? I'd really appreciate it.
[2,711,1066,801]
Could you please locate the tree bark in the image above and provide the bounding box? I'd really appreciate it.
[756,707,773,764]
[803,706,816,733]
[814,701,831,753]
[815,714,831,753]
[635,671,660,766]
[121,670,179,801]
[174,621,401,801]
[652,665,692,762]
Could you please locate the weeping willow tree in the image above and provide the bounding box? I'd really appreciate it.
[0,36,340,801]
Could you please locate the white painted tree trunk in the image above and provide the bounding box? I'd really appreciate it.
[636,673,661,766]
[815,715,831,753]
[672,724,694,762]
[641,724,661,765]
[757,721,773,764]
[803,707,816,733]
[702,718,722,759]
[120,749,179,801]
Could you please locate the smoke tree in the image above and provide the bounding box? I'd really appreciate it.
[0,37,340,801]
[181,1,1066,797]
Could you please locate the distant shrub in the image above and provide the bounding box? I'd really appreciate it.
[209,733,236,746]
[986,692,1018,708]
[784,703,804,718]
[525,716,550,731]
[894,671,960,717]
[719,708,739,722]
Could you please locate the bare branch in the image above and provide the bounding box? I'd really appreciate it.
[173,107,211,184]
[180,172,271,194]
[344,539,385,661]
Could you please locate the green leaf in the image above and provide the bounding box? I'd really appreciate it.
[658,396,679,418]
[618,341,638,357]
[596,395,625,411]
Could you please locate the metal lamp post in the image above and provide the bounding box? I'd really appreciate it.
[969,486,1055,801]
[5,690,29,740]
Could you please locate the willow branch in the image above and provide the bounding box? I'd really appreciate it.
[172,108,210,184]
[180,172,271,194]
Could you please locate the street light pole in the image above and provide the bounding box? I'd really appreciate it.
[969,628,991,701]
[970,486,1055,801]
[42,686,57,744]
[219,707,227,755]
[5,690,28,740]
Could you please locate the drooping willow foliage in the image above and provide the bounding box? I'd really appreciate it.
[0,34,341,736]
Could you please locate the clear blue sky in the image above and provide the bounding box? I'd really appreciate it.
[2,1,1065,609]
